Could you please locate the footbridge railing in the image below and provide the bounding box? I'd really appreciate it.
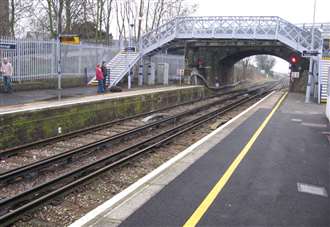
[142,16,323,55]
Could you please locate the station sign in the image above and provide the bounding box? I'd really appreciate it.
[302,50,319,58]
[60,35,80,45]
[0,43,16,50]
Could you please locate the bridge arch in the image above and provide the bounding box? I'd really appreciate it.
[181,39,309,84]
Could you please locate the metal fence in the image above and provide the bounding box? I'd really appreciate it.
[0,37,120,82]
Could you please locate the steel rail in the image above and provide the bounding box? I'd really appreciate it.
[0,82,280,226]
[0,84,256,159]
[0,87,254,184]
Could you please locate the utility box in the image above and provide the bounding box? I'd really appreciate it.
[147,62,156,85]
[157,63,169,85]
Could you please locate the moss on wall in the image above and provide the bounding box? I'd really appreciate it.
[0,86,208,149]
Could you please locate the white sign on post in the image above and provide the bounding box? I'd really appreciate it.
[292,72,300,78]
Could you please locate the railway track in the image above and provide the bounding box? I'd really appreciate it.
[0,89,261,185]
[0,84,255,160]
[0,81,282,226]
[0,83,270,176]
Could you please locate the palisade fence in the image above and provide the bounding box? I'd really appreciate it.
[0,36,120,82]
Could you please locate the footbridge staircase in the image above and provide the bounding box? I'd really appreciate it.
[89,16,323,87]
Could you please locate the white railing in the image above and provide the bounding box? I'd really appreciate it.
[297,23,330,38]
[2,17,325,84]
[0,37,120,82]
[141,16,323,55]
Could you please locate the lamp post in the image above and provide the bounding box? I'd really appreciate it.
[137,0,144,45]
[128,23,134,50]
[137,0,144,86]
[128,22,134,89]
[137,16,144,86]
[305,0,317,103]
[57,0,62,91]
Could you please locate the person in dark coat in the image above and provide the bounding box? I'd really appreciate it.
[101,61,108,91]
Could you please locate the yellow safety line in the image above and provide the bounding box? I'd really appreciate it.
[183,92,288,227]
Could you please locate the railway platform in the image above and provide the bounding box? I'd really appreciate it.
[0,85,206,150]
[70,92,330,227]
[0,86,191,115]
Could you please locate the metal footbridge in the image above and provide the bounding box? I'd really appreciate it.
[89,16,323,86]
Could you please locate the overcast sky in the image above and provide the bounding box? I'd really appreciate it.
[191,0,330,73]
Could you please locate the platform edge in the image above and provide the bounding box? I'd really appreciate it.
[68,91,277,227]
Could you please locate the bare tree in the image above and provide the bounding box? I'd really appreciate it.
[104,0,114,44]
[137,0,143,42]
[115,0,128,44]
[0,0,10,36]
[57,0,64,34]
[45,0,55,36]
[64,0,72,32]
[255,55,276,76]
[8,0,198,42]
[43,0,64,36]
[7,0,34,36]
[242,57,251,76]
[144,0,197,32]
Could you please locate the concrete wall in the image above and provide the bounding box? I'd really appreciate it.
[0,76,88,92]
[0,86,208,149]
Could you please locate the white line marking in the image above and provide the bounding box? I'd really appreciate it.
[301,122,328,128]
[297,183,328,197]
[291,118,302,122]
[68,91,276,227]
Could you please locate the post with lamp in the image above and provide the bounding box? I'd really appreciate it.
[137,13,144,86]
[128,22,134,89]
[305,0,317,103]
[57,0,62,91]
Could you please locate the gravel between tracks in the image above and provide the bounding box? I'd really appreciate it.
[11,96,263,227]
[0,94,231,173]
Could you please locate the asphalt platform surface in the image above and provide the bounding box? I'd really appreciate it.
[119,93,330,227]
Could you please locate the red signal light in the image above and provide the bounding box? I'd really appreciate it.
[290,55,299,65]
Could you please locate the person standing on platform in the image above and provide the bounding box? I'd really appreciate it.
[101,61,108,91]
[0,58,13,93]
[96,64,104,94]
